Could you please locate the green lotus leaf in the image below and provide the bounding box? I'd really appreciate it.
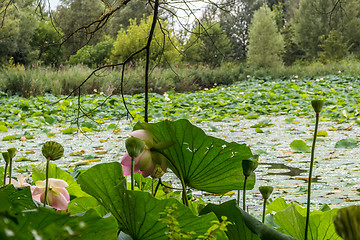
[333,206,360,240]
[134,119,254,194]
[77,162,224,239]
[290,140,311,153]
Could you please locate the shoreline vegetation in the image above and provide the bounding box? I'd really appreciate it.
[1,59,360,97]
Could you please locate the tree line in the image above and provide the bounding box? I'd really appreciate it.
[1,0,359,68]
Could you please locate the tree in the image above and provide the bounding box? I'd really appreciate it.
[218,0,263,61]
[247,3,284,68]
[0,0,39,65]
[53,0,104,57]
[318,30,349,63]
[32,20,64,65]
[183,20,232,66]
[293,0,360,59]
[105,0,152,38]
[111,15,180,65]
[68,36,114,67]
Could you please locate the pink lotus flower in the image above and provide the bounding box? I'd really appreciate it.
[121,130,168,178]
[6,174,31,187]
[32,178,70,210]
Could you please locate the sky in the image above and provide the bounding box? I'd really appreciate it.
[48,0,60,9]
[45,0,206,27]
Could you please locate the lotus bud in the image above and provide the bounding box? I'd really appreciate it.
[333,206,360,240]
[2,152,10,164]
[311,100,325,113]
[259,186,274,200]
[42,141,64,160]
[125,137,145,158]
[151,166,165,179]
[7,148,16,159]
[242,159,258,177]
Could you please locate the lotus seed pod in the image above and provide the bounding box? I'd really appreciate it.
[259,186,274,200]
[2,152,10,163]
[162,184,172,194]
[125,137,145,158]
[311,100,325,113]
[333,206,360,240]
[42,141,64,160]
[7,148,16,159]
[151,166,165,179]
[242,159,258,177]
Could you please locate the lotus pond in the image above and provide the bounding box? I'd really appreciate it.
[1,74,360,239]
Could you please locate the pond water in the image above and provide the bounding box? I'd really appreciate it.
[1,115,359,217]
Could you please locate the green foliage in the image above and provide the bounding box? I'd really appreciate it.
[77,162,224,239]
[160,204,229,239]
[200,200,296,240]
[68,36,114,67]
[267,198,341,240]
[290,140,311,153]
[32,19,64,65]
[335,139,358,149]
[218,0,263,60]
[318,30,350,63]
[184,20,232,66]
[293,0,360,59]
[0,185,118,239]
[111,15,180,65]
[0,0,39,65]
[105,0,152,38]
[247,4,284,68]
[54,0,105,57]
[134,119,255,194]
[333,206,360,240]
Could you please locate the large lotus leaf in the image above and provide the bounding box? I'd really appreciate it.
[0,166,4,185]
[200,200,296,240]
[17,208,117,239]
[134,119,255,194]
[0,185,36,211]
[68,196,108,216]
[0,186,117,239]
[274,204,341,240]
[78,162,225,239]
[32,162,88,198]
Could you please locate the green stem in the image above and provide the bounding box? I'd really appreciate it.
[305,112,320,240]
[237,189,240,206]
[44,158,50,207]
[151,178,154,195]
[3,162,8,186]
[8,158,12,186]
[243,176,248,211]
[262,199,267,223]
[181,178,189,206]
[131,156,134,190]
[153,178,161,197]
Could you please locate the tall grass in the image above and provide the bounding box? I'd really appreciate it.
[1,59,360,97]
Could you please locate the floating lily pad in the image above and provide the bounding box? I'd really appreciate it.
[290,140,311,153]
[317,130,328,137]
[335,139,358,149]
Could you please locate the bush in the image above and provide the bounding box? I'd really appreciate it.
[1,59,360,97]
